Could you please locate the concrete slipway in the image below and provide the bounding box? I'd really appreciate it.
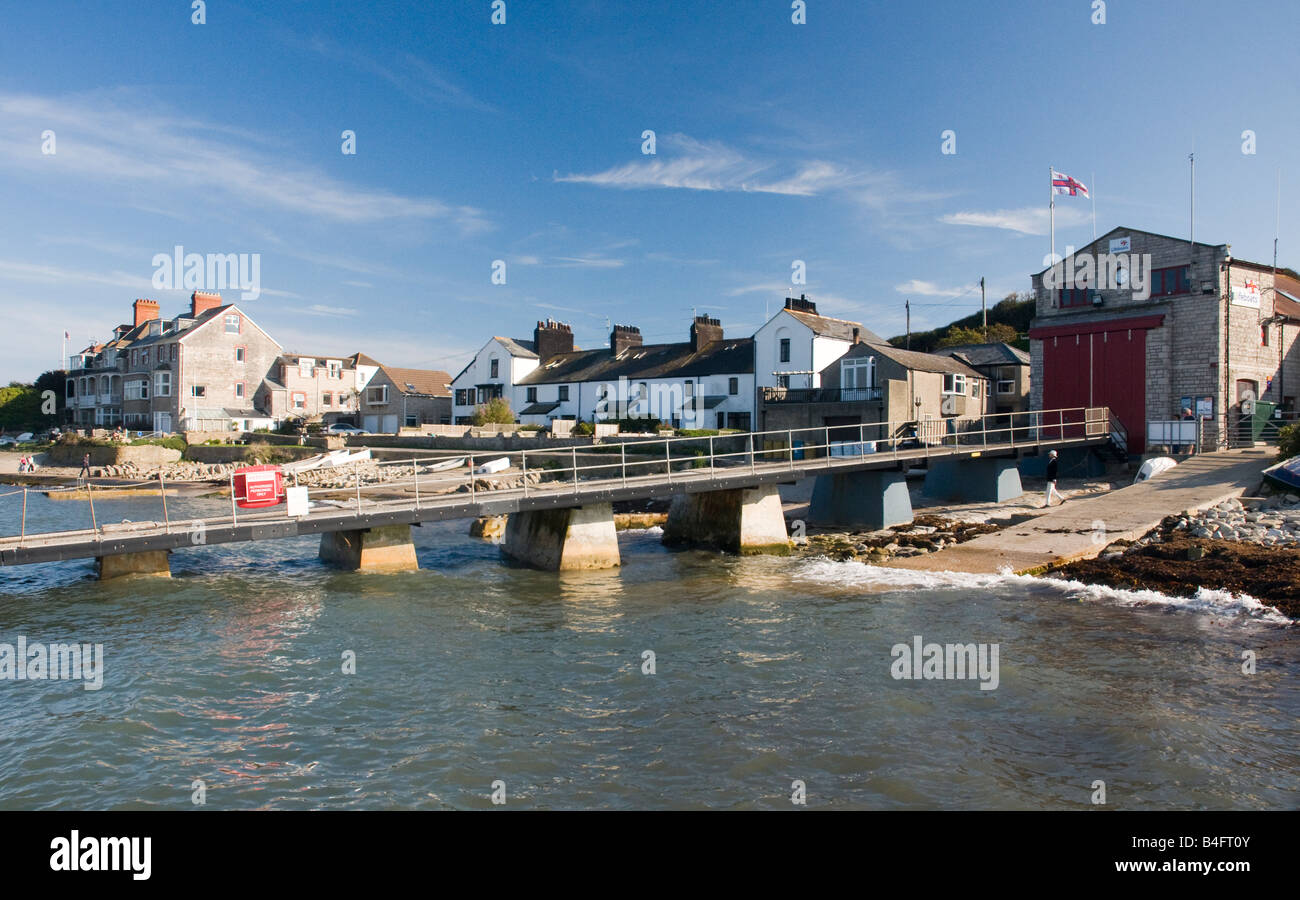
[883,448,1276,575]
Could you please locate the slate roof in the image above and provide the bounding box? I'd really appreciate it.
[933,342,1031,368]
[833,340,983,378]
[495,336,538,358]
[519,401,561,415]
[785,309,885,344]
[516,338,754,386]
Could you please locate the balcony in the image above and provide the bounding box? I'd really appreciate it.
[761,386,882,404]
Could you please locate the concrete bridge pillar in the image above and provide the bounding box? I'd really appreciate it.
[662,483,790,555]
[319,524,419,573]
[502,503,620,570]
[97,550,171,580]
[922,456,1023,503]
[809,469,913,530]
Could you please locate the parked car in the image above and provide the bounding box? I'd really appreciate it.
[0,432,34,446]
[326,423,368,435]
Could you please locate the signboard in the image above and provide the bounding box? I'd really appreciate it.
[1108,236,1131,253]
[285,486,309,518]
[1196,395,1214,419]
[1231,280,1261,308]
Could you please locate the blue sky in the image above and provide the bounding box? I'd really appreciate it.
[1,0,1297,381]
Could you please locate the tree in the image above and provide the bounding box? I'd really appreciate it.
[472,396,515,425]
[934,323,1015,348]
[0,382,43,432]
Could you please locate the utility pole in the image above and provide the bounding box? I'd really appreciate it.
[905,299,911,350]
[980,277,987,341]
[1189,152,1196,252]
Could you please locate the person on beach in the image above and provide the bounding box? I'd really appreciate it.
[79,453,91,479]
[17,456,27,473]
[1044,450,1062,507]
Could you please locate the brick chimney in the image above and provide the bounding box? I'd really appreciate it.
[132,298,160,328]
[533,319,574,361]
[191,291,223,317]
[611,324,642,356]
[690,315,723,351]
[784,294,818,315]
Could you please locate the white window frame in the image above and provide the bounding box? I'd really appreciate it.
[154,371,172,397]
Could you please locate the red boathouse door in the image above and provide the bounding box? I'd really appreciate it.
[1032,315,1163,454]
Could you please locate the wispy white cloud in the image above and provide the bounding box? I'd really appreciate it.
[941,206,1088,236]
[301,303,358,317]
[893,279,975,298]
[550,256,624,269]
[0,259,152,291]
[555,134,858,197]
[0,91,491,232]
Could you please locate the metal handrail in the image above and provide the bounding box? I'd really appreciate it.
[1,406,1111,547]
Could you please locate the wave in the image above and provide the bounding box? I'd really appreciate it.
[791,558,1295,626]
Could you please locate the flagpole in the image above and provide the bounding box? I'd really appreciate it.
[1049,166,1055,263]
[1091,171,1097,241]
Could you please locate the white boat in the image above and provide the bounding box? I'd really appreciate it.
[474,456,510,475]
[283,448,372,473]
[1134,456,1177,483]
[423,456,466,473]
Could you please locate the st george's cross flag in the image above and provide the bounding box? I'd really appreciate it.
[1051,170,1089,197]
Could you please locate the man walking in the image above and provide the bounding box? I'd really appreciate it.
[78,452,91,479]
[1044,449,1063,507]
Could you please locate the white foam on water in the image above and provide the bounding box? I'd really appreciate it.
[620,526,664,536]
[791,557,1295,625]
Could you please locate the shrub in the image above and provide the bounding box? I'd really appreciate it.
[472,397,515,426]
[573,421,594,435]
[130,436,187,452]
[1278,424,1299,461]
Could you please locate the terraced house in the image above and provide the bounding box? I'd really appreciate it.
[66,292,281,433]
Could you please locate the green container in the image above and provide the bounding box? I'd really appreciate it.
[1251,401,1277,441]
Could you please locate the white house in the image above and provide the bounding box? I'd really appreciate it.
[752,295,885,390]
[449,322,569,423]
[515,317,756,431]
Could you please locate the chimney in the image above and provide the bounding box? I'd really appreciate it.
[852,327,861,344]
[133,298,160,328]
[533,318,574,361]
[690,315,723,352]
[611,324,642,356]
[191,291,223,317]
[784,293,818,315]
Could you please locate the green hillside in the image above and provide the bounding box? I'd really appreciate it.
[887,293,1035,354]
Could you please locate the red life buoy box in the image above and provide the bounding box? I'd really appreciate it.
[234,464,284,508]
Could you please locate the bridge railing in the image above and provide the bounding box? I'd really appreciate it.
[1,407,1110,548]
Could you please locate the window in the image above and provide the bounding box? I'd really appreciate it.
[1150,265,1190,298]
[224,314,241,334]
[489,358,499,378]
[841,356,875,395]
[405,415,418,428]
[125,380,149,401]
[776,373,791,388]
[132,350,139,367]
[1262,325,1270,347]
[235,382,245,399]
[558,385,569,401]
[154,372,171,396]
[683,380,694,398]
[291,392,306,410]
[728,377,739,395]
[942,373,966,395]
[366,385,388,405]
[191,385,206,398]
[235,347,245,363]
[526,387,537,403]
[141,348,150,366]
[779,338,791,363]
[1057,287,1091,307]
[299,361,314,378]
[328,363,341,379]
[996,367,1015,394]
[322,392,333,407]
